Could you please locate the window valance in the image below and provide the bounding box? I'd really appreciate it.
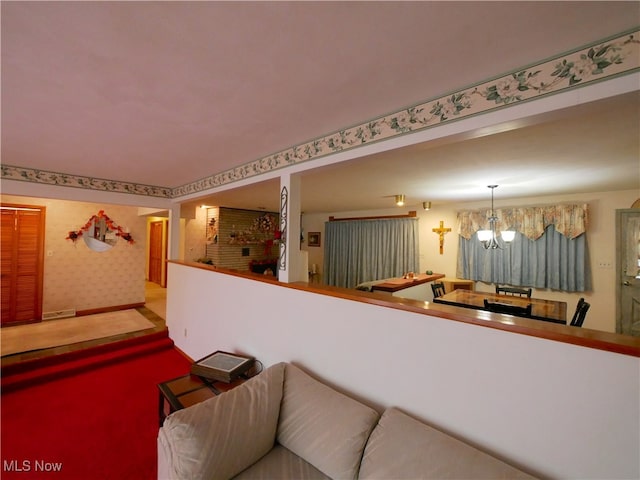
[457,204,588,241]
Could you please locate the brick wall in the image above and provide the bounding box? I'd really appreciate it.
[205,207,279,271]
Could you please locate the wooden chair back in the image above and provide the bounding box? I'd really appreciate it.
[570,298,590,327]
[484,299,532,317]
[495,285,532,298]
[431,282,446,298]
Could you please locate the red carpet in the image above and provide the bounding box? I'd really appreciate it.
[1,333,192,479]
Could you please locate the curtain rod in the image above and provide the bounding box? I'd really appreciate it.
[328,211,417,222]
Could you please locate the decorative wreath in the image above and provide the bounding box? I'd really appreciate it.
[252,213,278,233]
[65,210,134,244]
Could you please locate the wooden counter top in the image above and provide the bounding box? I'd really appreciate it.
[371,273,445,292]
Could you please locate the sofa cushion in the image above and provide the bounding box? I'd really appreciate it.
[359,407,535,479]
[277,364,379,480]
[160,362,285,480]
[233,444,332,480]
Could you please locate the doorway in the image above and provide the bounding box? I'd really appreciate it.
[148,219,167,287]
[616,208,640,336]
[1,204,46,326]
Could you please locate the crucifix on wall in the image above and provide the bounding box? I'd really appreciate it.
[432,220,452,255]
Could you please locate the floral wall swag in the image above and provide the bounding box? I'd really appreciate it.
[66,210,134,244]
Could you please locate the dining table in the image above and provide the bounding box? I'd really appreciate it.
[433,289,567,324]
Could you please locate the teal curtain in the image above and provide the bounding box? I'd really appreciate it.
[323,218,420,288]
[456,225,591,292]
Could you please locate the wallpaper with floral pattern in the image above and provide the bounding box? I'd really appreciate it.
[2,195,147,314]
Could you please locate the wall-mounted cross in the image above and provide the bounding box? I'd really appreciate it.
[432,220,452,255]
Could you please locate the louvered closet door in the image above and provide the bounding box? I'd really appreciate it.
[1,209,15,322]
[1,206,45,326]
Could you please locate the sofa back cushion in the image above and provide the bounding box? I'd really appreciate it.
[161,362,285,480]
[277,364,379,480]
[233,444,332,480]
[359,407,535,479]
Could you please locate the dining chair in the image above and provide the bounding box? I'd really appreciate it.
[569,298,585,325]
[569,298,590,327]
[431,282,446,299]
[483,299,532,317]
[495,285,532,298]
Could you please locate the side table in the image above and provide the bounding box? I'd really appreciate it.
[441,277,475,293]
[157,374,246,426]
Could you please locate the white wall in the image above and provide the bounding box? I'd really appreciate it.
[167,262,640,480]
[301,189,639,333]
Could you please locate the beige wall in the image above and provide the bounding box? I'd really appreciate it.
[2,194,147,315]
[301,189,639,333]
[182,204,208,263]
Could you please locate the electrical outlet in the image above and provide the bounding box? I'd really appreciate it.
[597,261,613,269]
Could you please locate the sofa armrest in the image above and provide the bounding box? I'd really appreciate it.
[158,362,285,480]
[157,427,175,480]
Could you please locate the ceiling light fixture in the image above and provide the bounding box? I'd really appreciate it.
[395,195,406,206]
[477,185,515,249]
[422,201,431,211]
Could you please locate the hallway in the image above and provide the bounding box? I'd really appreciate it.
[144,281,167,320]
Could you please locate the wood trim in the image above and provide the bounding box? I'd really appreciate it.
[163,220,168,288]
[328,210,417,221]
[37,207,46,321]
[172,344,195,363]
[168,260,640,358]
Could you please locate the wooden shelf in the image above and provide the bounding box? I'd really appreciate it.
[441,278,475,293]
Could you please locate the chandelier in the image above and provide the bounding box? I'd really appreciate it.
[477,185,515,249]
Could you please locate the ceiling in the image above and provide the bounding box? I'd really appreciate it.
[2,2,639,213]
[192,92,640,213]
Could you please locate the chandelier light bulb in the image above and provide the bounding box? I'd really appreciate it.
[479,185,515,249]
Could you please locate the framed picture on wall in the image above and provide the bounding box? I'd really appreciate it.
[308,232,321,247]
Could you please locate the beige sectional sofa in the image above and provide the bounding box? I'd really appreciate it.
[158,362,534,479]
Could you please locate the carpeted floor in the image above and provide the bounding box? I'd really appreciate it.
[1,309,155,357]
[0,335,192,480]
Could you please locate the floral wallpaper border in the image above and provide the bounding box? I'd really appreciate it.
[2,29,638,199]
[0,165,172,198]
